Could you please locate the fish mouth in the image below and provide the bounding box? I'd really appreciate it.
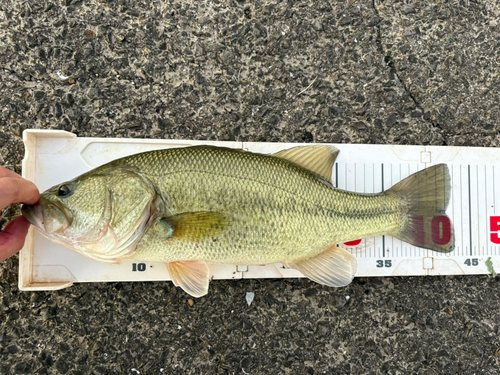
[22,199,72,234]
[22,204,44,230]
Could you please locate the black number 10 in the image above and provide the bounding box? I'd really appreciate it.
[132,263,146,272]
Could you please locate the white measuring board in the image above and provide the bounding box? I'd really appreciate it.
[18,130,500,291]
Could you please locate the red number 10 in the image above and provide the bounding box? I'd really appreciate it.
[431,216,452,245]
[343,216,452,247]
[413,215,452,246]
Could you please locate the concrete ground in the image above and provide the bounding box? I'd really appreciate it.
[1,0,500,373]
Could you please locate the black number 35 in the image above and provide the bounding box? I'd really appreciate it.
[376,260,392,268]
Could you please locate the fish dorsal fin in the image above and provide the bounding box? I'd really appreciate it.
[161,212,228,241]
[287,245,357,287]
[167,261,210,297]
[272,145,339,182]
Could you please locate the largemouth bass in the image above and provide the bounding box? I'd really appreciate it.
[22,145,454,297]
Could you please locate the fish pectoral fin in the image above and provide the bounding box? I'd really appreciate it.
[161,212,228,241]
[167,261,210,298]
[288,246,357,287]
[272,145,339,183]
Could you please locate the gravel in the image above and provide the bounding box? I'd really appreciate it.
[1,0,500,374]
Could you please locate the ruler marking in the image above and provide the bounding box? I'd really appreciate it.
[468,165,473,256]
[477,165,480,256]
[450,164,456,258]
[494,165,496,255]
[392,234,394,259]
[451,164,455,257]
[460,165,463,256]
[372,163,375,260]
[387,162,393,258]
[405,163,411,259]
[381,163,385,191]
[345,163,347,191]
[434,164,438,258]
[391,163,393,188]
[493,165,496,211]
[394,165,397,258]
[372,163,375,193]
[364,236,371,260]
[372,163,375,194]
[419,163,422,258]
[484,164,487,256]
[354,163,357,192]
[381,164,385,258]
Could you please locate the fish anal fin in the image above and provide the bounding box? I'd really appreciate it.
[272,145,339,182]
[288,246,357,287]
[167,261,210,297]
[161,212,227,241]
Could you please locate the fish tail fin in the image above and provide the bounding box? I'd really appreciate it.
[387,164,455,253]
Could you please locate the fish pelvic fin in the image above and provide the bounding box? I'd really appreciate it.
[287,246,357,287]
[388,163,455,253]
[161,212,228,241]
[167,261,210,297]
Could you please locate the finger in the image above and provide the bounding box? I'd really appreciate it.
[0,166,23,179]
[0,177,39,207]
[0,216,31,262]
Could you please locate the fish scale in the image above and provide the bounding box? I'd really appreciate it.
[112,146,403,264]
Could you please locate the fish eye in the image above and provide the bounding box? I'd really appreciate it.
[57,184,74,198]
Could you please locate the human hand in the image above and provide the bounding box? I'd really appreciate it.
[0,166,39,262]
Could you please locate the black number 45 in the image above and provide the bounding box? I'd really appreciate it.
[464,259,478,266]
[376,260,392,268]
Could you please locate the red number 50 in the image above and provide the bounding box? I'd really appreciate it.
[490,216,500,244]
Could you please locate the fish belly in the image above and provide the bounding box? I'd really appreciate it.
[120,147,402,264]
[129,174,333,263]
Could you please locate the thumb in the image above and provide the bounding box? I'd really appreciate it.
[0,217,31,262]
